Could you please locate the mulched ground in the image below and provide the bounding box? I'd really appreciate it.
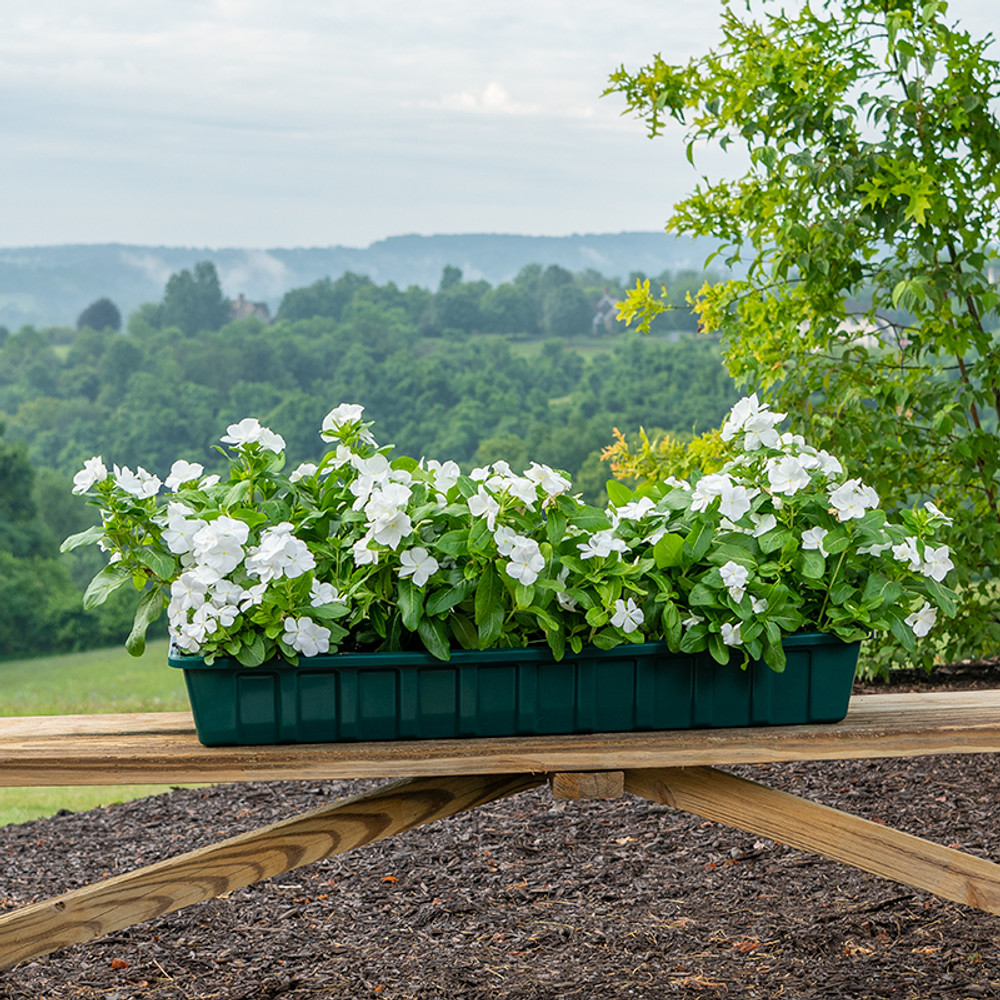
[4,661,1000,999]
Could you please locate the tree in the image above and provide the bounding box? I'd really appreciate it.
[275,272,373,323]
[159,261,230,335]
[608,0,1000,669]
[438,265,463,292]
[76,297,121,332]
[541,284,592,338]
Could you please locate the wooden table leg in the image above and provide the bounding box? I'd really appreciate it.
[624,766,1000,915]
[0,772,543,970]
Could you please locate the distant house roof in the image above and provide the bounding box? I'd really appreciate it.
[230,293,272,324]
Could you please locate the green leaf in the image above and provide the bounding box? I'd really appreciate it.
[238,633,269,667]
[125,586,165,657]
[83,564,132,610]
[450,613,480,650]
[653,532,685,569]
[606,480,633,507]
[468,518,493,553]
[398,577,423,631]
[135,546,176,581]
[800,550,826,580]
[545,509,567,545]
[426,583,472,616]
[688,583,718,607]
[60,525,106,553]
[685,521,714,562]
[515,583,534,609]
[418,617,451,661]
[591,629,621,650]
[708,632,730,665]
[585,606,610,627]
[435,529,470,556]
[474,564,505,646]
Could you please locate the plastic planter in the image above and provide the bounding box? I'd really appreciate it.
[168,633,860,747]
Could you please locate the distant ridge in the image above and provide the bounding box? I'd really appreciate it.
[0,232,720,329]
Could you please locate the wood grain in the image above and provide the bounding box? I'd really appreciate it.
[3,691,1000,785]
[0,771,543,970]
[625,766,1000,915]
[550,771,625,800]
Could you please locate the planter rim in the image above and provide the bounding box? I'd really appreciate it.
[168,630,844,672]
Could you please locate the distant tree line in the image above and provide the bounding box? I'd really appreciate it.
[0,260,737,658]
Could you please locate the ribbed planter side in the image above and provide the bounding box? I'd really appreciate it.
[169,633,860,747]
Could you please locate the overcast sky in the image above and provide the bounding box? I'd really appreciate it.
[2,0,996,249]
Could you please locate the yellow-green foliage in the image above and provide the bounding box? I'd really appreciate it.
[602,426,729,487]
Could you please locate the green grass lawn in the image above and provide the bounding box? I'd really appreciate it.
[0,641,195,826]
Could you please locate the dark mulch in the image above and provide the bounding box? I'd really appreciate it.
[5,662,1000,999]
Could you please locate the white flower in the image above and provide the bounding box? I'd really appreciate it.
[719,561,750,591]
[504,476,538,509]
[220,417,285,453]
[283,617,331,657]
[200,474,221,488]
[721,394,785,447]
[72,456,108,494]
[211,579,244,607]
[801,526,829,557]
[505,538,545,586]
[682,614,704,629]
[245,523,316,580]
[816,451,844,477]
[467,486,500,530]
[616,497,656,521]
[924,501,953,525]
[690,473,732,512]
[721,622,742,646]
[750,512,777,537]
[290,462,318,483]
[718,481,758,521]
[352,535,379,566]
[857,541,893,557]
[493,525,520,556]
[828,478,879,521]
[611,597,644,634]
[369,508,412,550]
[426,459,461,495]
[113,464,162,498]
[169,572,209,613]
[578,529,630,560]
[921,545,954,583]
[321,403,364,435]
[161,514,205,555]
[239,582,268,611]
[766,456,811,496]
[891,536,922,571]
[192,516,250,576]
[398,547,440,587]
[524,462,572,501]
[750,596,768,614]
[310,580,343,607]
[719,560,750,603]
[165,460,205,491]
[905,602,937,638]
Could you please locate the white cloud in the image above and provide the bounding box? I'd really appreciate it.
[422,82,542,116]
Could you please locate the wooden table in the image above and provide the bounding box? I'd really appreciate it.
[3,688,1000,969]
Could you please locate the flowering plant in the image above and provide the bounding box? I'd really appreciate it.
[66,398,956,672]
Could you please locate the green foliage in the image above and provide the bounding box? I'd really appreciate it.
[153,261,230,335]
[76,297,121,332]
[606,0,1000,670]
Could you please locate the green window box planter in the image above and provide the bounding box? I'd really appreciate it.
[169,632,860,747]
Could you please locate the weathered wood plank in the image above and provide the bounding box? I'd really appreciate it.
[0,771,543,970]
[3,691,1000,785]
[625,766,1000,915]
[550,771,625,800]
